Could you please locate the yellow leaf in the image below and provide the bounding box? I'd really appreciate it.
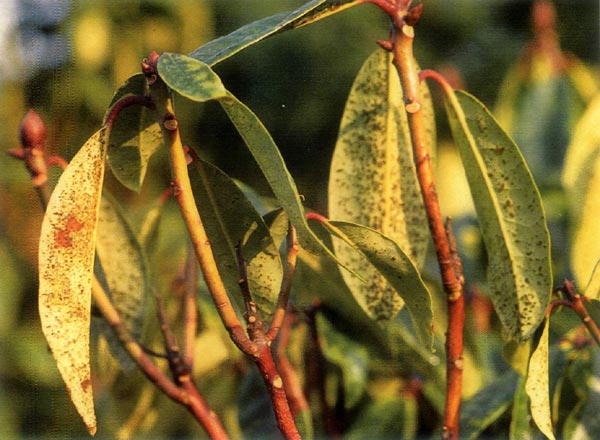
[562,94,600,290]
[525,318,555,440]
[38,128,108,435]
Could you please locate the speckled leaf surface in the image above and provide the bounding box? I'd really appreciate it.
[327,221,433,347]
[446,90,552,341]
[188,0,360,66]
[189,158,282,319]
[562,96,600,291]
[526,318,555,440]
[157,53,228,102]
[328,49,433,326]
[329,48,432,268]
[38,128,108,435]
[95,192,148,369]
[106,74,162,192]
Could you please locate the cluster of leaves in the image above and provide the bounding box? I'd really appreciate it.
[27,0,600,438]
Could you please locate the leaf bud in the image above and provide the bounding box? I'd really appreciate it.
[19,109,47,151]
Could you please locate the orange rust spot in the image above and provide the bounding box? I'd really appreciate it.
[81,378,92,391]
[55,216,85,248]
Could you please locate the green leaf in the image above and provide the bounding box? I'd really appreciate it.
[158,54,338,262]
[324,220,433,347]
[106,74,163,192]
[94,192,148,370]
[562,95,600,290]
[188,0,360,66]
[189,157,282,319]
[460,370,519,440]
[157,53,228,102]
[38,128,108,435]
[445,90,552,340]
[526,318,556,440]
[329,48,433,269]
[316,312,369,409]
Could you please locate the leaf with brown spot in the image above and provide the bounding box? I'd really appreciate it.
[328,49,434,322]
[445,90,552,341]
[38,128,108,435]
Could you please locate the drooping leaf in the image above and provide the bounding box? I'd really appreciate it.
[460,370,519,440]
[526,318,555,440]
[94,192,148,370]
[38,128,109,435]
[216,92,316,246]
[157,55,315,244]
[445,90,552,340]
[188,0,360,66]
[188,157,282,319]
[293,236,444,402]
[562,95,600,290]
[327,48,433,335]
[322,220,433,347]
[106,74,163,192]
[316,312,369,409]
[329,48,433,269]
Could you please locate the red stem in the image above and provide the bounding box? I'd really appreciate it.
[388,15,465,440]
[255,346,302,440]
[103,94,153,127]
[276,311,310,418]
[267,223,299,341]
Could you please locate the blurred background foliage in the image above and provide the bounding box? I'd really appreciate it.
[0,0,598,438]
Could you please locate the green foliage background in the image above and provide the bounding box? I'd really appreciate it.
[0,1,598,438]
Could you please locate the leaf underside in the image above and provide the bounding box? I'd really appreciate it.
[327,221,434,348]
[38,128,108,435]
[446,90,552,341]
[328,48,434,327]
[525,318,555,440]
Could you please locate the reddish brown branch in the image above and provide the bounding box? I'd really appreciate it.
[235,244,301,439]
[267,223,299,341]
[561,280,600,346]
[367,4,466,438]
[103,94,154,127]
[276,310,310,418]
[93,279,229,439]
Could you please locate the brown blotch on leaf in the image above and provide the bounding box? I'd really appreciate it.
[55,216,85,248]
